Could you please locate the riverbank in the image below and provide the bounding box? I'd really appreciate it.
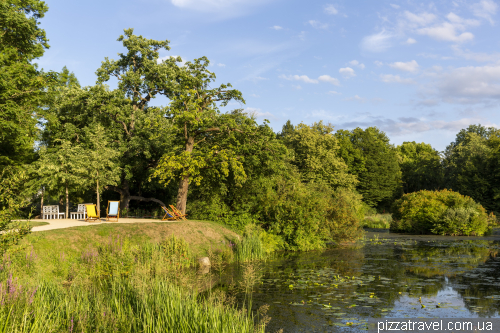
[22,219,241,259]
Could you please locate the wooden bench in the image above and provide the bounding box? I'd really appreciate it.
[42,205,65,219]
[70,203,92,219]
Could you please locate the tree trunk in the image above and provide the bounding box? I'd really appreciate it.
[96,172,100,217]
[40,188,44,214]
[65,181,69,218]
[176,136,195,215]
[176,176,189,215]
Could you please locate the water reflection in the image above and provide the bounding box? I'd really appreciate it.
[235,234,500,332]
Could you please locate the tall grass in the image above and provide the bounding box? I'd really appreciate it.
[360,213,392,229]
[234,233,264,262]
[0,234,266,333]
[0,277,259,332]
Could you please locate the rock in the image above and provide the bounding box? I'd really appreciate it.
[198,257,211,267]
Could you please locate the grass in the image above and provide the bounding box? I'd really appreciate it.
[23,220,240,264]
[1,279,258,333]
[360,213,392,229]
[235,233,265,262]
[1,223,268,332]
[6,221,49,229]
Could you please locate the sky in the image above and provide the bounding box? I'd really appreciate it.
[37,0,500,151]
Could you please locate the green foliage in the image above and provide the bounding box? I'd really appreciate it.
[277,119,295,139]
[360,214,392,229]
[391,189,493,235]
[153,57,249,212]
[336,127,401,208]
[0,0,56,169]
[234,232,265,262]
[443,129,500,214]
[397,141,443,193]
[0,0,49,60]
[0,276,260,333]
[0,168,31,256]
[284,122,357,190]
[159,235,192,268]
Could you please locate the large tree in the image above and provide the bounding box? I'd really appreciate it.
[396,141,443,194]
[31,140,87,217]
[44,29,181,211]
[444,130,500,213]
[153,57,254,214]
[284,122,357,190]
[339,127,401,207]
[0,0,55,168]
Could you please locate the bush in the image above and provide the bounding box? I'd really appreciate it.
[189,175,364,251]
[391,189,493,235]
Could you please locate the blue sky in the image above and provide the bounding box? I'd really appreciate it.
[37,0,500,151]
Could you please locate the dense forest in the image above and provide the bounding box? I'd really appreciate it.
[2,0,500,251]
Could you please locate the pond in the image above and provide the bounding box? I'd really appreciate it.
[226,231,500,332]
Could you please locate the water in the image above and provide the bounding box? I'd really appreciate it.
[232,231,500,332]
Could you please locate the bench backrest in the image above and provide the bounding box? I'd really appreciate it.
[77,203,92,212]
[42,205,59,213]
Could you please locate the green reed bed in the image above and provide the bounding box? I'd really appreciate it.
[1,278,258,333]
[234,233,265,262]
[0,234,265,333]
[360,213,392,229]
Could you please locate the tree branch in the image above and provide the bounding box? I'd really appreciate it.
[129,195,166,208]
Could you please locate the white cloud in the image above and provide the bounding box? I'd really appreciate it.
[217,63,226,67]
[390,4,400,9]
[318,75,340,85]
[309,20,329,29]
[431,64,500,104]
[271,25,283,30]
[389,60,419,72]
[472,0,498,25]
[171,0,268,13]
[298,31,306,41]
[328,91,341,95]
[360,30,394,52]
[452,45,500,62]
[349,60,365,69]
[374,60,384,67]
[244,107,276,119]
[417,22,474,42]
[324,4,338,15]
[339,67,356,77]
[340,116,498,136]
[279,74,318,84]
[380,74,416,84]
[403,11,437,28]
[280,74,340,85]
[406,37,417,44]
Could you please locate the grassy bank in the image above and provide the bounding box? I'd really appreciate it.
[1,221,270,332]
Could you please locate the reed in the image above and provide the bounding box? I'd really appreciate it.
[0,234,266,333]
[234,233,264,262]
[0,276,260,332]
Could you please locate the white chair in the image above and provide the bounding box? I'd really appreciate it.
[70,203,91,219]
[42,205,65,219]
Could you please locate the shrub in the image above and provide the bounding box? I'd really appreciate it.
[391,189,493,235]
